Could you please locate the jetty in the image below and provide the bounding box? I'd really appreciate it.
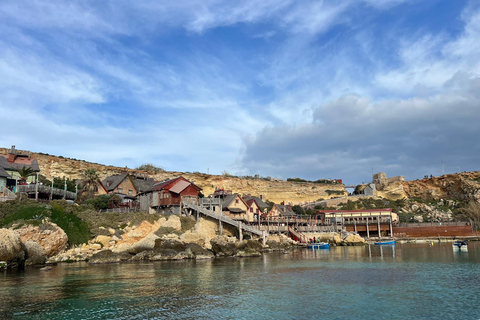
[182,200,268,245]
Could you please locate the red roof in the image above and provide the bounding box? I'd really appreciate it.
[150,176,201,193]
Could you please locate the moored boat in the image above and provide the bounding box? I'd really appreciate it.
[307,242,329,249]
[374,240,396,245]
[453,240,468,251]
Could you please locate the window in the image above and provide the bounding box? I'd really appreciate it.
[235,199,239,204]
[250,208,253,212]
[118,188,123,193]
[128,190,133,196]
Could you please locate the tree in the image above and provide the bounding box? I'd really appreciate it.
[18,166,35,182]
[292,205,305,215]
[78,169,100,201]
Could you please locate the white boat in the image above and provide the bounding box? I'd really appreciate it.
[453,240,468,251]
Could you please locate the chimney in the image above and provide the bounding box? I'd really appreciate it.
[259,194,263,200]
[7,145,16,162]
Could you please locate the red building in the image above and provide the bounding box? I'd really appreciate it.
[138,176,201,211]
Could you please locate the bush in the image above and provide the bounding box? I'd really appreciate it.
[292,205,305,215]
[84,194,117,210]
[180,216,196,232]
[136,163,164,173]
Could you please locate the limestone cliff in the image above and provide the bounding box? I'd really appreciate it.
[0,148,345,204]
[402,172,480,202]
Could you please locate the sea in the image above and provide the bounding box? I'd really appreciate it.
[1,242,479,320]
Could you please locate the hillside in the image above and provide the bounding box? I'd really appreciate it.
[0,148,345,204]
[402,171,480,202]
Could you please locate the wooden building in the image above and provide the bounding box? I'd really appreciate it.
[103,173,138,196]
[220,193,252,222]
[0,146,40,191]
[245,198,263,222]
[267,204,296,218]
[138,176,201,211]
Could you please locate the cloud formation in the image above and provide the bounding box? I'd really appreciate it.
[0,0,478,184]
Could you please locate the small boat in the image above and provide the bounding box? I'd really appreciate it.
[307,242,329,249]
[374,240,396,245]
[453,240,468,251]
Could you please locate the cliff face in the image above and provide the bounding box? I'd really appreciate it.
[0,148,345,204]
[402,172,480,202]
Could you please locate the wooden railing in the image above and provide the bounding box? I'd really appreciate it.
[16,184,77,200]
[183,202,265,237]
[0,186,16,198]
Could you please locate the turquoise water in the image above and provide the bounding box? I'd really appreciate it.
[1,242,479,320]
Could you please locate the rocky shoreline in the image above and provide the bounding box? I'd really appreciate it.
[0,213,373,270]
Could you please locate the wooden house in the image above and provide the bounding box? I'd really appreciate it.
[217,193,252,222]
[103,173,138,196]
[245,198,263,222]
[0,167,9,195]
[138,176,201,211]
[267,204,296,218]
[0,146,40,191]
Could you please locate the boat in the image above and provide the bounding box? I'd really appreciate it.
[307,242,329,249]
[453,240,468,251]
[374,240,396,245]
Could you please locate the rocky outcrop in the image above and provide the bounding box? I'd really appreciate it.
[16,222,68,257]
[342,234,366,246]
[402,172,480,202]
[398,199,456,222]
[180,218,221,249]
[210,236,265,256]
[24,241,46,265]
[0,228,26,267]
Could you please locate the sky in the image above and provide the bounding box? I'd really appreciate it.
[1,0,479,185]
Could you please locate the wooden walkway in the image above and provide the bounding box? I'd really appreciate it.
[182,202,267,244]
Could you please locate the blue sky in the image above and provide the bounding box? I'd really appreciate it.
[1,0,479,185]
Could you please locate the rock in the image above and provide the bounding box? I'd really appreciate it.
[185,243,214,259]
[94,235,112,248]
[236,240,263,256]
[88,250,132,264]
[342,234,365,246]
[210,236,238,256]
[163,215,182,231]
[16,222,68,257]
[39,266,52,271]
[332,234,343,245]
[264,240,293,251]
[24,241,46,265]
[180,218,217,249]
[153,238,186,252]
[0,228,25,267]
[123,234,159,254]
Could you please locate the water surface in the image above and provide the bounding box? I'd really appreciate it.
[1,242,479,320]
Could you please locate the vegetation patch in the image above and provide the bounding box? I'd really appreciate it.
[180,216,196,232]
[155,227,179,237]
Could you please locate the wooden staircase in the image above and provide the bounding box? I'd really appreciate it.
[182,202,267,242]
